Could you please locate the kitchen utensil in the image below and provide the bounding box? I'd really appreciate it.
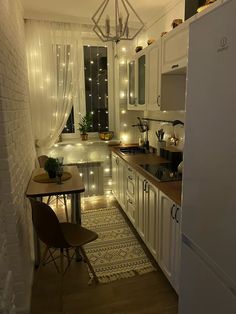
[156,129,165,141]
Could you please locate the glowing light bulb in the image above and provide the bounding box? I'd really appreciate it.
[121,109,126,114]
[120,91,125,98]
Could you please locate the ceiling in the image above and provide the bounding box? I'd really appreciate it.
[21,0,168,26]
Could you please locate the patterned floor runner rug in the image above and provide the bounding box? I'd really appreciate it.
[81,206,156,283]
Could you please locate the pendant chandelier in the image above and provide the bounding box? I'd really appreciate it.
[92,0,144,42]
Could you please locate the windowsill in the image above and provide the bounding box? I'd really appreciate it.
[55,135,120,147]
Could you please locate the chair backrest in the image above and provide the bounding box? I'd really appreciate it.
[38,155,48,168]
[29,198,69,248]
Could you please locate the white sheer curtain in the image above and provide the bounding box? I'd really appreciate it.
[25,20,83,152]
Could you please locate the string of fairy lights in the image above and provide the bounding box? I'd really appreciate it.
[82,45,109,132]
[119,45,130,143]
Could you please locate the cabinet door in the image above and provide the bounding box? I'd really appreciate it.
[145,183,159,260]
[162,22,189,73]
[128,60,136,107]
[126,197,136,226]
[128,50,147,111]
[112,154,118,198]
[159,191,181,293]
[147,40,161,111]
[159,191,175,284]
[118,159,125,209]
[137,54,146,106]
[137,176,146,241]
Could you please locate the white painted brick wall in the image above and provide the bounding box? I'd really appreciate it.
[0,0,36,312]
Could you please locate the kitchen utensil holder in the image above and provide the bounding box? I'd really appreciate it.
[157,141,166,156]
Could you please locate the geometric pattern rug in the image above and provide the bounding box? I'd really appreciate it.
[81,206,156,283]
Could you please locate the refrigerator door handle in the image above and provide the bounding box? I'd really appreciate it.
[175,207,180,223]
[171,204,176,219]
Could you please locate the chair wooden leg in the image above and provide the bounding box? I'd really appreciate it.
[38,246,49,270]
[80,246,99,283]
[47,196,51,205]
[34,246,49,282]
[66,248,71,267]
[48,249,60,273]
[60,248,64,275]
[63,194,69,222]
[59,248,64,312]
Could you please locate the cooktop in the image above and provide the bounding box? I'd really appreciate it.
[139,163,182,182]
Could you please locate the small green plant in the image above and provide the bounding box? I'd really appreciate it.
[78,113,92,135]
[44,157,58,178]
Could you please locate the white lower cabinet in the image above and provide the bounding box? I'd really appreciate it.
[111,153,126,209]
[111,153,181,293]
[125,165,136,225]
[159,191,181,293]
[137,175,159,261]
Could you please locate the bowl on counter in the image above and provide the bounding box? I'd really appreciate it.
[99,131,114,141]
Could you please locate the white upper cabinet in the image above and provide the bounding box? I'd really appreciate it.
[128,59,136,108]
[146,40,162,111]
[128,49,147,110]
[161,21,189,74]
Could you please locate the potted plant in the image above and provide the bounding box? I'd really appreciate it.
[44,157,58,178]
[78,113,92,141]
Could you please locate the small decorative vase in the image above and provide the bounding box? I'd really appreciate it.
[47,170,56,179]
[81,133,88,141]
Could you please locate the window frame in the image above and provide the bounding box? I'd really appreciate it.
[62,39,115,139]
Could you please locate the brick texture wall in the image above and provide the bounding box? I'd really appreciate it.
[0,0,36,312]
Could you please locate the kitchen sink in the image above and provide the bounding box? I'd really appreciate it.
[119,146,146,155]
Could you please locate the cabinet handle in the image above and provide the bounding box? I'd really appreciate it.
[175,207,180,223]
[171,64,179,69]
[171,204,176,219]
[157,95,160,107]
[143,180,148,192]
[143,180,146,191]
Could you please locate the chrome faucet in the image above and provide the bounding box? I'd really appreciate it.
[132,117,149,151]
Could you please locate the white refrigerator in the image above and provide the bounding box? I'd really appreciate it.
[179,1,236,313]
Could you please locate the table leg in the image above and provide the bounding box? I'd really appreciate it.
[33,196,42,267]
[71,193,81,224]
[71,193,82,261]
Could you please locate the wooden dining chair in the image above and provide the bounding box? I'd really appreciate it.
[29,198,98,282]
[38,155,69,222]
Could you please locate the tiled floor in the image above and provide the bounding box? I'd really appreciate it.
[30,196,178,313]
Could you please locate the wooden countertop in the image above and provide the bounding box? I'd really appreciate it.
[111,146,182,206]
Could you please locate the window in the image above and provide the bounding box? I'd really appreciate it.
[83,46,109,132]
[62,45,109,134]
